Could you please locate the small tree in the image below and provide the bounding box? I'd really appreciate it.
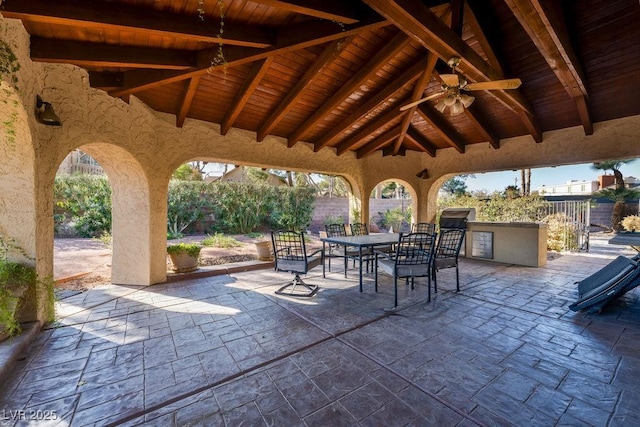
[591,159,636,190]
[441,177,469,196]
[172,163,203,181]
[592,159,639,231]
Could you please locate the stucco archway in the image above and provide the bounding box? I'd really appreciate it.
[367,178,418,231]
[66,143,164,285]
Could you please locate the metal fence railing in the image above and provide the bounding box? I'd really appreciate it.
[544,200,591,252]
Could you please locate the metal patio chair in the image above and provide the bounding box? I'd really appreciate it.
[374,232,437,308]
[325,223,360,277]
[271,230,324,297]
[412,222,436,235]
[432,228,466,293]
[349,223,377,271]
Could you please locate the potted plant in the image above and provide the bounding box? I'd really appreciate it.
[0,259,36,342]
[167,243,201,273]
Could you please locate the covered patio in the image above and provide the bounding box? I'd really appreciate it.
[1,1,640,326]
[1,239,639,425]
[1,1,640,424]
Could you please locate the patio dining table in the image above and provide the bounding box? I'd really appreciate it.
[321,233,400,292]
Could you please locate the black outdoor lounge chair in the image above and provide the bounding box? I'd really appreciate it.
[569,254,640,314]
[271,230,324,297]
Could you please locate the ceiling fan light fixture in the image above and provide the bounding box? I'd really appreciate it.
[435,99,447,113]
[443,94,456,106]
[450,99,465,115]
[460,93,475,108]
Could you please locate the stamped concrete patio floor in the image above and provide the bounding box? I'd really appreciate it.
[2,246,640,426]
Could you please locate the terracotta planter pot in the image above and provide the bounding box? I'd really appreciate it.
[255,240,273,261]
[168,252,199,273]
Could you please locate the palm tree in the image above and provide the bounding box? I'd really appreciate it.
[591,159,639,231]
[520,168,531,196]
[595,188,640,232]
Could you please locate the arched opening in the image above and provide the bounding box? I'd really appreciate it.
[51,143,159,287]
[53,150,112,291]
[369,178,418,233]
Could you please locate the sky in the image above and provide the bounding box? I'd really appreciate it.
[464,161,640,193]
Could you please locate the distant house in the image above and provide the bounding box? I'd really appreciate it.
[57,150,104,175]
[538,175,639,196]
[537,179,599,196]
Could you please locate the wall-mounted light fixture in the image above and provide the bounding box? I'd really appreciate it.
[416,168,430,179]
[35,95,62,126]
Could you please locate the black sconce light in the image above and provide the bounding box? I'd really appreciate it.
[416,168,430,179]
[35,95,62,126]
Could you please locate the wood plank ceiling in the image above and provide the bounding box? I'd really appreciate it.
[3,0,640,159]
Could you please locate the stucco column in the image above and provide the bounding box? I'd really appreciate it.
[414,179,437,224]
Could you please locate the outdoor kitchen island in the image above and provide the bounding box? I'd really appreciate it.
[464,221,548,267]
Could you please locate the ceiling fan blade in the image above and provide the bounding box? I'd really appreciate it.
[464,78,522,91]
[440,73,459,87]
[399,92,445,111]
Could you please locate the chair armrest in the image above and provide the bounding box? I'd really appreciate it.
[374,249,394,260]
[307,248,324,257]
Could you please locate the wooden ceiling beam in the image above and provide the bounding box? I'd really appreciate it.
[0,0,273,48]
[463,2,502,74]
[504,0,593,135]
[287,31,412,147]
[406,127,437,157]
[30,38,196,70]
[416,104,466,153]
[107,17,387,97]
[221,58,274,135]
[88,72,124,91]
[463,107,500,149]
[257,37,354,142]
[336,102,409,155]
[363,0,542,141]
[356,127,402,159]
[394,53,438,154]
[176,77,200,128]
[313,56,428,151]
[248,0,361,24]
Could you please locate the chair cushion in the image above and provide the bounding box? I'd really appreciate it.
[434,257,457,269]
[378,259,430,278]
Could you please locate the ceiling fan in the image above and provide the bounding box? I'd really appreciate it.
[400,57,522,115]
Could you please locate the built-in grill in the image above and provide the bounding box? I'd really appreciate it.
[439,208,476,229]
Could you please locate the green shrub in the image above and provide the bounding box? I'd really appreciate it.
[166,243,201,257]
[54,174,112,237]
[167,231,183,240]
[377,207,410,232]
[543,213,578,252]
[324,214,345,226]
[270,187,316,230]
[201,233,242,248]
[0,260,37,337]
[212,182,273,233]
[167,180,215,235]
[55,177,316,237]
